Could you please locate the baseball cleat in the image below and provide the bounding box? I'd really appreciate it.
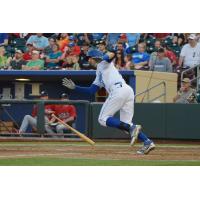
[130,125,141,146]
[137,141,155,155]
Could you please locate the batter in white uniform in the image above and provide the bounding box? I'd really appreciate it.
[62,50,155,154]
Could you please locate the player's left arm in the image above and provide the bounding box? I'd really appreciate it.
[62,78,100,95]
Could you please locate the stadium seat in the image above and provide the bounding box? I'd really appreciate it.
[6,38,27,56]
[146,46,155,53]
[168,44,181,56]
[146,37,156,46]
[163,37,173,46]
[11,38,26,51]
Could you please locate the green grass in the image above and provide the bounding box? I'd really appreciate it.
[0,157,200,166]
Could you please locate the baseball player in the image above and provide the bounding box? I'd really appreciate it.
[62,50,155,154]
[18,91,54,134]
[50,93,77,134]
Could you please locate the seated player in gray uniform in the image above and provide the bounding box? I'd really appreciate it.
[173,78,197,104]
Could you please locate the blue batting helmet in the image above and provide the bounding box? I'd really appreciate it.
[87,49,103,59]
[69,35,76,41]
[68,42,75,47]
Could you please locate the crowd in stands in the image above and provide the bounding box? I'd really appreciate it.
[0,33,200,74]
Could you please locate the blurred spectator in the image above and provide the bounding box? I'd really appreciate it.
[106,33,121,49]
[126,33,140,47]
[124,54,134,70]
[22,50,44,70]
[119,34,127,43]
[61,42,81,62]
[116,41,127,55]
[153,33,170,40]
[154,39,162,49]
[172,33,185,46]
[26,33,49,51]
[68,35,81,55]
[76,33,90,46]
[45,44,62,70]
[79,42,90,70]
[62,56,73,69]
[132,42,150,70]
[140,33,149,42]
[71,55,80,70]
[114,50,125,69]
[9,50,27,70]
[98,40,107,54]
[196,33,200,43]
[0,33,8,47]
[43,37,57,55]
[179,34,200,68]
[173,78,197,103]
[23,43,34,61]
[149,48,172,72]
[0,47,12,69]
[76,33,84,46]
[163,44,178,68]
[62,55,80,70]
[149,39,162,62]
[58,33,69,52]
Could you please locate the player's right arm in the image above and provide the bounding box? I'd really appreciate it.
[102,52,115,63]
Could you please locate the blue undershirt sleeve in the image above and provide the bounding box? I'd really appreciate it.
[74,84,100,95]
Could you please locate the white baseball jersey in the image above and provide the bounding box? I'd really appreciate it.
[93,61,126,93]
[94,61,135,127]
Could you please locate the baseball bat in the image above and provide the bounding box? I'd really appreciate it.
[51,114,95,146]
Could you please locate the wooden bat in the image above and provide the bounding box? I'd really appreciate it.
[51,114,95,146]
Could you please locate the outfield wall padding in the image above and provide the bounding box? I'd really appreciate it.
[90,103,200,140]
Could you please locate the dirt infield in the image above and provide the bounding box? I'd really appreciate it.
[0,141,200,164]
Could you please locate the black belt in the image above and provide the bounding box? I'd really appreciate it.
[114,82,122,87]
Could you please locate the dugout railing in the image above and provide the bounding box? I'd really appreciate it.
[0,99,90,138]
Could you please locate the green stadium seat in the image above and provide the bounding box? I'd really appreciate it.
[146,37,156,46]
[168,44,181,56]
[147,46,155,53]
[163,37,173,46]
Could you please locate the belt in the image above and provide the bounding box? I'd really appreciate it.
[114,82,123,87]
[109,82,123,93]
